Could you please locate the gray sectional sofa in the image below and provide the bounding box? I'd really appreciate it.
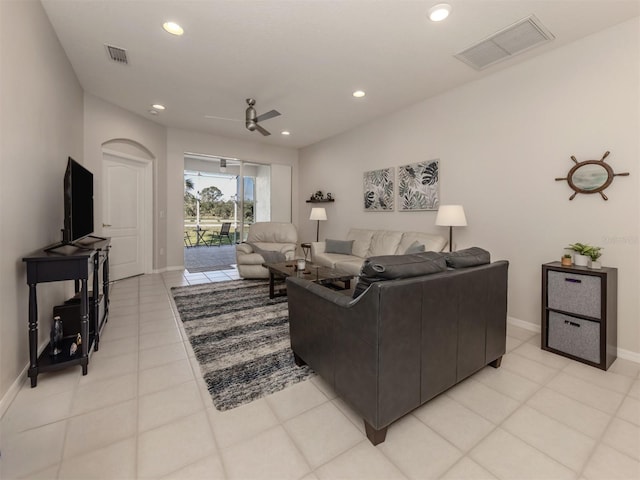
[286,250,509,445]
[310,228,448,276]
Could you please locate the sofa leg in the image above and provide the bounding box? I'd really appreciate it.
[364,421,388,445]
[489,356,502,368]
[293,353,306,367]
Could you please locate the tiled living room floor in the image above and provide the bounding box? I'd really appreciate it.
[2,268,639,479]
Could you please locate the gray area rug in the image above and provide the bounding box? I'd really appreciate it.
[171,280,315,411]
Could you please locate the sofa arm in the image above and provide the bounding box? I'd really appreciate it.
[280,243,296,260]
[236,243,253,255]
[286,276,354,307]
[310,241,326,257]
[287,276,380,430]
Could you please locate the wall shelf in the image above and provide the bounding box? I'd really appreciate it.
[306,199,335,203]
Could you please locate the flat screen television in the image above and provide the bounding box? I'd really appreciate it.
[63,157,94,244]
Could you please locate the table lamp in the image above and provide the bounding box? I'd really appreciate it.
[435,205,467,252]
[309,207,327,242]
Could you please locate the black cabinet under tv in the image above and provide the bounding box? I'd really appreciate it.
[22,236,110,387]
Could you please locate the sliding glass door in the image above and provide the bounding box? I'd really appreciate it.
[183,154,273,244]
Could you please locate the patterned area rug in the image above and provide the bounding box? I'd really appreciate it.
[170,280,315,411]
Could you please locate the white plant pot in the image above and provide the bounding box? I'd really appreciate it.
[573,254,589,267]
[589,260,601,269]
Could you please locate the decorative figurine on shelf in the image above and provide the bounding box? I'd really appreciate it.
[69,342,78,356]
[313,191,324,201]
[50,316,63,356]
[326,192,332,200]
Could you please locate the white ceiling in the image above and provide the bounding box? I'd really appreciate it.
[41,0,639,149]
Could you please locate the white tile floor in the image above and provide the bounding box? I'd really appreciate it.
[2,268,640,479]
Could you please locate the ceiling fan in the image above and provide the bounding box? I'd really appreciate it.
[205,98,281,136]
[244,98,280,136]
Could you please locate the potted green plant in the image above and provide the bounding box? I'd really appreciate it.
[584,245,603,269]
[561,254,572,266]
[567,243,602,268]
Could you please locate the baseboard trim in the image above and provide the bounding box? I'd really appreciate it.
[0,340,50,419]
[507,316,541,333]
[0,362,28,420]
[617,348,640,364]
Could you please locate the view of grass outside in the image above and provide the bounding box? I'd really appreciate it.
[184,174,255,245]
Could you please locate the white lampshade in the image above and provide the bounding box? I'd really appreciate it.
[309,207,327,221]
[435,205,467,227]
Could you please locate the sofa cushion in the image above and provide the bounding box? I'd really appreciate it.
[369,231,403,257]
[445,247,491,268]
[404,241,425,254]
[334,258,364,277]
[397,232,448,255]
[325,239,354,255]
[346,229,375,258]
[353,252,447,298]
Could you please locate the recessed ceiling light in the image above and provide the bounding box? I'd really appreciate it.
[162,21,184,36]
[281,131,291,136]
[152,104,165,110]
[352,90,366,98]
[428,3,451,22]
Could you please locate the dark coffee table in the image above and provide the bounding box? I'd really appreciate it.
[262,261,353,299]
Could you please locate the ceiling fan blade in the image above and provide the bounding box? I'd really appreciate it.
[255,109,280,123]
[204,115,242,122]
[255,123,271,136]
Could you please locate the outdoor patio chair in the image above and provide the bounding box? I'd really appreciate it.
[184,231,193,247]
[211,222,233,246]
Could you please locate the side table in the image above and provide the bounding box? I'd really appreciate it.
[301,242,311,261]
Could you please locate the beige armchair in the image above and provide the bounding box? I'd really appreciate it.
[235,222,298,278]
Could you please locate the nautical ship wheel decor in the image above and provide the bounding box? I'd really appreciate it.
[555,151,629,200]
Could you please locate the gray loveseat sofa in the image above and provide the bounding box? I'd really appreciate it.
[286,250,509,444]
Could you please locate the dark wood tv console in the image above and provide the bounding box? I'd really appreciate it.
[22,236,110,387]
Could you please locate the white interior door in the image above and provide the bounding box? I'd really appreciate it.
[102,151,152,280]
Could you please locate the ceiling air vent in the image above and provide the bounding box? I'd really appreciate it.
[105,44,128,64]
[455,15,554,70]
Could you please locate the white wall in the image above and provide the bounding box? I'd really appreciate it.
[0,0,84,405]
[83,94,168,271]
[299,18,640,357]
[166,129,299,268]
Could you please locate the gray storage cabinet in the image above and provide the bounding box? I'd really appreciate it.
[541,262,617,370]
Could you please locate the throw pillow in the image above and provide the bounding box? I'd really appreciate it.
[445,247,490,268]
[325,239,354,255]
[248,243,286,263]
[404,241,425,254]
[353,252,447,298]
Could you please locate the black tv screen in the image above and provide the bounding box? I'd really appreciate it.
[63,157,94,244]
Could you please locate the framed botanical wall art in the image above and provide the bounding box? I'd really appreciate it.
[398,159,439,211]
[363,168,394,211]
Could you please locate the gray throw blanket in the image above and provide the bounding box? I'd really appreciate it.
[248,243,286,263]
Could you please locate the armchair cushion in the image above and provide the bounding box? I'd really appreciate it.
[248,243,287,264]
[236,222,298,278]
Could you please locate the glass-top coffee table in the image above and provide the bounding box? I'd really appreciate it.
[262,261,353,299]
